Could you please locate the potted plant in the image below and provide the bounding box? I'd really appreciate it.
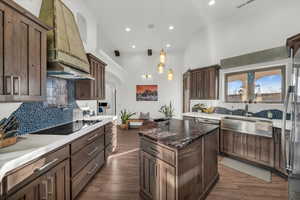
[159,101,175,119]
[120,109,136,129]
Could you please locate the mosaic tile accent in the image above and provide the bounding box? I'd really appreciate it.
[12,79,78,135]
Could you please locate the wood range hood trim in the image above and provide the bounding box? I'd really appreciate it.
[39,0,90,76]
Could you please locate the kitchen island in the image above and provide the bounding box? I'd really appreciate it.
[139,119,219,200]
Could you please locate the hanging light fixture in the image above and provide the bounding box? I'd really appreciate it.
[157,63,164,74]
[167,69,174,80]
[160,49,166,64]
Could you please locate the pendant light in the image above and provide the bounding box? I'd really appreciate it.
[167,69,174,80]
[157,63,164,74]
[160,49,166,64]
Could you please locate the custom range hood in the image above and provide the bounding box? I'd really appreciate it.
[39,0,93,80]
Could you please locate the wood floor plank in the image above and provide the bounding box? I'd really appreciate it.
[77,128,288,200]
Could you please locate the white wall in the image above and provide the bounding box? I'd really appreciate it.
[116,51,184,119]
[183,2,300,71]
[184,2,300,113]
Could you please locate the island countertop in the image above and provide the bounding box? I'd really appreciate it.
[139,119,219,149]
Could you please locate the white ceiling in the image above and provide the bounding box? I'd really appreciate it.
[85,0,296,54]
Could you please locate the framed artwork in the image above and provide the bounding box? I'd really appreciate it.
[136,85,158,101]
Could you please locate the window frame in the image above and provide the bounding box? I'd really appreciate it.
[225,65,286,104]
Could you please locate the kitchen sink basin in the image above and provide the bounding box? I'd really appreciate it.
[221,117,273,138]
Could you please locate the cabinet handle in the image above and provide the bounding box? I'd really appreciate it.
[88,147,99,157]
[34,159,59,173]
[41,180,48,200]
[149,147,159,154]
[12,76,21,95]
[87,133,98,142]
[4,76,12,95]
[48,176,54,198]
[87,164,99,175]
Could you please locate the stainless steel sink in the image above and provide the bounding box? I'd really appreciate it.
[221,117,273,138]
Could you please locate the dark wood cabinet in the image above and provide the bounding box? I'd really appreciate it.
[140,151,158,200]
[0,0,50,102]
[3,122,118,200]
[7,176,42,200]
[189,65,219,100]
[182,71,191,113]
[140,129,219,200]
[220,130,274,167]
[274,128,289,175]
[75,53,106,100]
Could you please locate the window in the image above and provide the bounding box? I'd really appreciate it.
[225,66,285,103]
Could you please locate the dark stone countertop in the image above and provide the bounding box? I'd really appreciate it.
[139,119,219,149]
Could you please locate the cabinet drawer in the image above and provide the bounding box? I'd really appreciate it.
[141,139,175,166]
[6,145,69,193]
[72,151,105,199]
[71,127,104,154]
[71,135,105,177]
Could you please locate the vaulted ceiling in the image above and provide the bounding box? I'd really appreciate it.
[85,0,298,54]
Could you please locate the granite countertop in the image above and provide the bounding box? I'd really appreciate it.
[0,115,117,184]
[139,119,219,149]
[182,112,292,130]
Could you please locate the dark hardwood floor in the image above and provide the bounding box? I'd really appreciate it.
[77,128,288,200]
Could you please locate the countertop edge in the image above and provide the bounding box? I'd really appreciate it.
[0,117,115,184]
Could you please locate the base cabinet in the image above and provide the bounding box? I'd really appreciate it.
[140,129,219,200]
[3,123,118,200]
[221,130,274,167]
[8,159,70,200]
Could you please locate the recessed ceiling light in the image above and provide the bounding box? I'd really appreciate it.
[125,27,131,32]
[208,0,216,6]
[132,45,136,49]
[166,44,171,48]
[169,25,174,30]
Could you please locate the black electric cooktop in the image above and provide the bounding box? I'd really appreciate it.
[30,120,102,136]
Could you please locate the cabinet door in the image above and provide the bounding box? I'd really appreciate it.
[221,130,234,154]
[140,152,158,200]
[254,136,274,167]
[0,4,46,102]
[157,159,176,200]
[41,159,70,200]
[8,177,42,200]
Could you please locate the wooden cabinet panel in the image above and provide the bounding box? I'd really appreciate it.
[0,0,48,102]
[140,151,158,200]
[189,65,219,100]
[71,136,105,177]
[274,128,289,175]
[72,151,105,199]
[157,159,176,200]
[221,130,274,167]
[221,130,234,154]
[71,127,104,154]
[7,159,70,200]
[8,176,42,200]
[41,159,70,200]
[75,53,106,100]
[204,130,218,187]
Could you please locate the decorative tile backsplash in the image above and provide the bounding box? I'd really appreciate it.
[12,78,80,135]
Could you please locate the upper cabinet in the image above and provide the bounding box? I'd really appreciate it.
[0,0,50,102]
[75,53,106,100]
[189,65,219,100]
